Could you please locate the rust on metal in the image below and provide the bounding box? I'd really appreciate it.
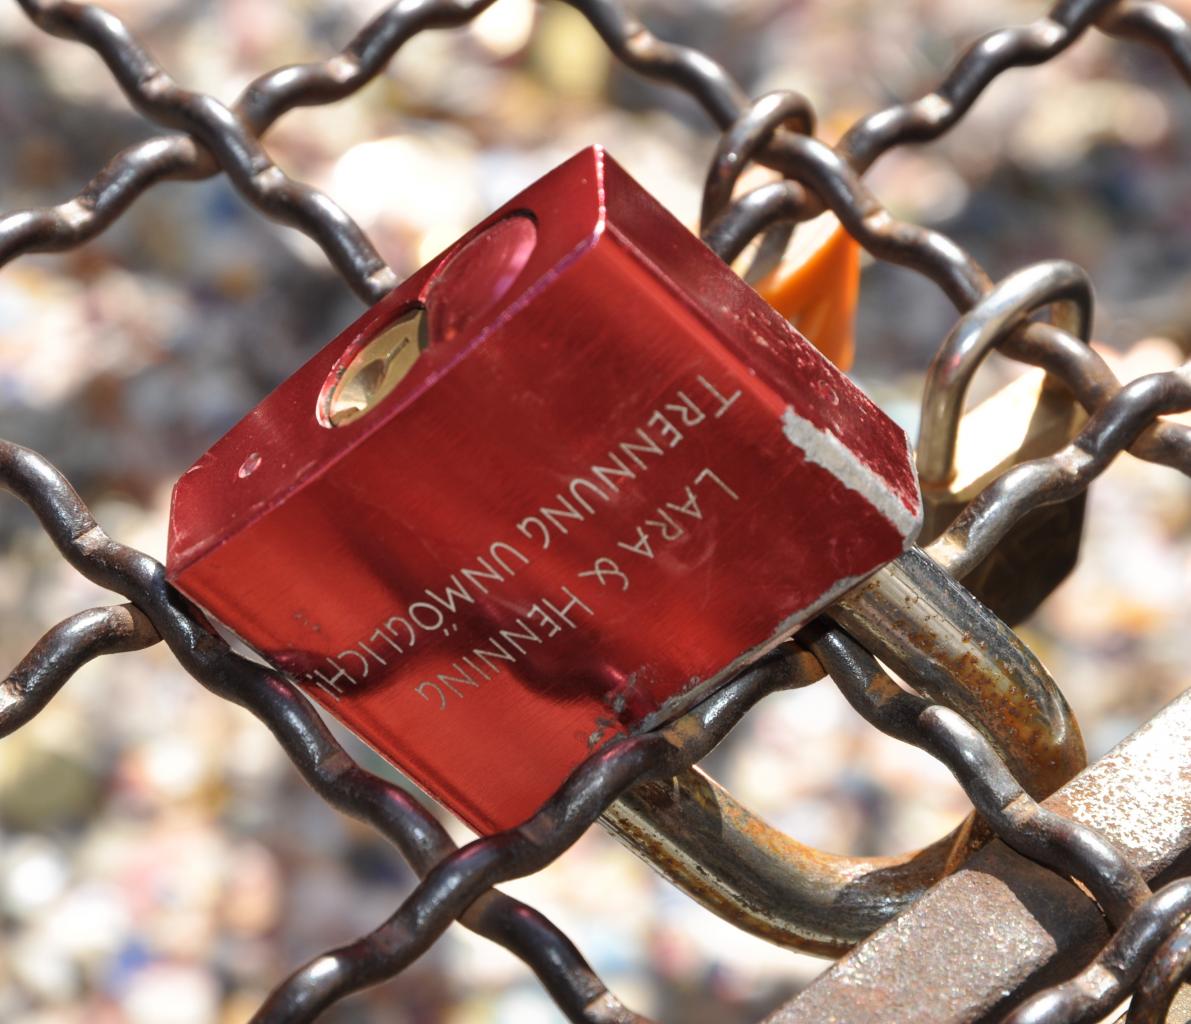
[767,687,1191,1024]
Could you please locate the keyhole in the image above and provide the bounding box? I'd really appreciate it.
[322,307,427,428]
[318,213,537,429]
[337,352,400,415]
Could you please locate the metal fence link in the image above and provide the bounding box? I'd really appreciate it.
[4,0,1191,1020]
[804,624,1151,927]
[1002,879,1191,1023]
[0,439,659,1024]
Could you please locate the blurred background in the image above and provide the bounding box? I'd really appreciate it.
[1,0,1190,1021]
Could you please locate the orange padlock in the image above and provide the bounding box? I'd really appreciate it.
[754,212,860,371]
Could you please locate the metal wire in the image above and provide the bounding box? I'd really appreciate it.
[1002,879,1191,1024]
[0,439,655,1024]
[805,624,1151,927]
[3,0,1191,1020]
[1126,913,1191,1023]
[928,364,1191,581]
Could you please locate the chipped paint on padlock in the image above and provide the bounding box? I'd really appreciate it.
[166,147,921,834]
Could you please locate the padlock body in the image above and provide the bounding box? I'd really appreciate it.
[167,148,920,833]
[922,369,1087,624]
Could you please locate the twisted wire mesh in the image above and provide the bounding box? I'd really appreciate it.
[2,0,1191,1020]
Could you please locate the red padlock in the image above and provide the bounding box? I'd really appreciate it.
[166,147,921,834]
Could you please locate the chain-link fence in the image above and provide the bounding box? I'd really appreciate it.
[2,0,1191,1021]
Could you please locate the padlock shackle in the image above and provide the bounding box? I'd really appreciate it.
[917,261,1093,490]
[602,547,1084,955]
[830,548,1085,798]
[603,766,978,956]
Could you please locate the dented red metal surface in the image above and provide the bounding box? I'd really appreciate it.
[166,147,921,834]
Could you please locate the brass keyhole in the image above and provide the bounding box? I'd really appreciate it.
[323,307,428,428]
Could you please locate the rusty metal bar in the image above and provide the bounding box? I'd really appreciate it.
[765,686,1191,1024]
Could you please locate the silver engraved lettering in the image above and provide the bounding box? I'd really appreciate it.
[384,616,416,649]
[697,374,742,417]
[461,655,492,681]
[569,476,610,514]
[542,586,594,629]
[540,494,585,535]
[578,557,630,592]
[407,601,446,631]
[472,637,517,675]
[460,556,504,594]
[498,617,542,655]
[526,602,562,638]
[305,671,343,701]
[646,507,685,541]
[438,662,480,692]
[310,656,357,694]
[667,391,707,428]
[517,515,550,549]
[617,525,655,559]
[425,573,476,614]
[619,427,663,469]
[489,541,529,575]
[338,648,370,679]
[590,450,636,492]
[668,485,703,520]
[357,640,388,668]
[695,467,740,500]
[415,681,448,710]
[371,627,403,653]
[648,409,683,448]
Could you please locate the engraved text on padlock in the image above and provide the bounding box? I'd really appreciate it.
[166,147,921,833]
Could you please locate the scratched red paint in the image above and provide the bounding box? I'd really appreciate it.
[167,147,920,834]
